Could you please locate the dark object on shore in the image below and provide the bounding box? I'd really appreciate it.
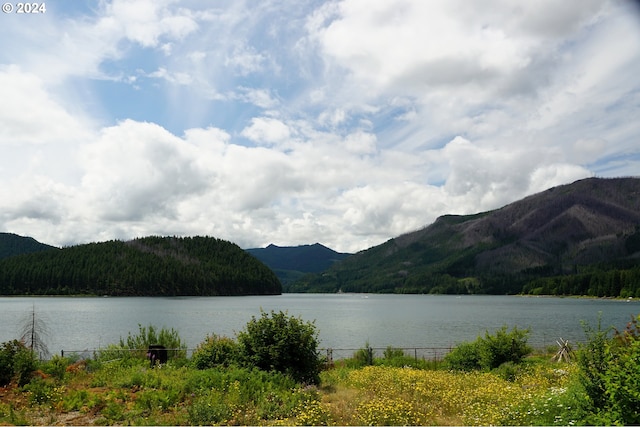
[147,345,167,366]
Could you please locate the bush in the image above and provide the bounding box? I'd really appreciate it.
[444,326,531,372]
[383,346,405,360]
[492,361,522,382]
[237,310,322,384]
[480,326,531,370]
[577,314,640,425]
[41,355,70,381]
[97,324,187,362]
[347,342,375,368]
[576,317,611,411]
[606,316,640,424]
[444,341,483,371]
[121,324,187,360]
[0,340,37,386]
[378,346,433,369]
[192,334,240,369]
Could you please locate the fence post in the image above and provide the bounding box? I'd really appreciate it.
[61,350,64,357]
[326,348,333,366]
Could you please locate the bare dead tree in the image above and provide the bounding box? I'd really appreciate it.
[19,304,50,360]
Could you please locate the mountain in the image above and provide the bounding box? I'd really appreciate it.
[0,236,281,296]
[246,243,351,289]
[293,177,640,296]
[0,232,58,260]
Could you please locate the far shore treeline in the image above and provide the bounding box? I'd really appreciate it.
[0,236,281,296]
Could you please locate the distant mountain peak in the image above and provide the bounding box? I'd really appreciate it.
[245,243,351,285]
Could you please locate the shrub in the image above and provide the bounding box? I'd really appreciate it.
[480,326,531,370]
[121,324,187,360]
[237,310,322,384]
[379,346,420,368]
[383,346,404,360]
[183,366,309,425]
[576,317,611,411]
[192,334,240,369]
[350,342,375,367]
[576,314,640,425]
[606,316,640,424]
[97,324,187,362]
[41,355,70,381]
[0,340,37,386]
[444,326,531,372]
[492,361,522,382]
[23,377,64,406]
[444,341,483,371]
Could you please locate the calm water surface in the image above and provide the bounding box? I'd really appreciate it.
[0,294,638,357]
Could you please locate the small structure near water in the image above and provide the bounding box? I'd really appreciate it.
[147,345,168,366]
[551,338,573,362]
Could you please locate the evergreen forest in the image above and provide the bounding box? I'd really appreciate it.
[0,236,281,296]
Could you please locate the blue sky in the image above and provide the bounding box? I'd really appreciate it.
[1,0,639,252]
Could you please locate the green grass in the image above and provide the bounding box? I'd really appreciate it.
[0,352,609,426]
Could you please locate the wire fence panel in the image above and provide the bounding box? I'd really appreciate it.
[60,341,576,362]
[320,347,454,364]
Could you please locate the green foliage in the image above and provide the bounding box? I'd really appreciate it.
[86,360,309,425]
[0,235,281,296]
[41,355,70,381]
[349,342,375,368]
[377,346,434,369]
[444,341,483,371]
[492,361,523,382]
[0,403,28,425]
[480,325,532,369]
[0,340,37,386]
[237,310,322,384]
[2,334,637,426]
[191,334,240,369]
[185,366,313,425]
[445,326,531,372]
[575,314,640,425]
[575,317,611,411]
[503,375,589,426]
[96,324,187,362]
[523,264,640,297]
[23,377,64,406]
[382,346,404,360]
[605,315,640,424]
[341,345,436,369]
[122,324,187,359]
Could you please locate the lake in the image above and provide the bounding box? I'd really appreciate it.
[1,294,638,359]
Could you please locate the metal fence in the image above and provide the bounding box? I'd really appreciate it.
[59,341,573,362]
[59,346,454,362]
[321,346,453,365]
[60,347,189,360]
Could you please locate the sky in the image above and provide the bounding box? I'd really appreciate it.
[1,0,639,253]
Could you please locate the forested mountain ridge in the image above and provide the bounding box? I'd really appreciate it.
[245,243,350,288]
[292,177,640,296]
[0,232,58,260]
[0,236,281,296]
